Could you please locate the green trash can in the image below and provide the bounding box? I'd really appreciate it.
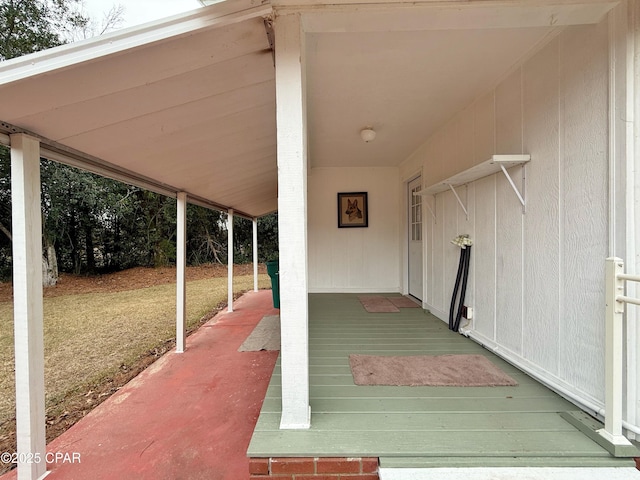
[266,260,280,308]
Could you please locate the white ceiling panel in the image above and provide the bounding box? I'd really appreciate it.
[0,2,277,218]
[0,0,617,217]
[306,27,556,168]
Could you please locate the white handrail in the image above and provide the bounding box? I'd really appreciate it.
[618,295,640,307]
[601,257,639,446]
[619,273,640,282]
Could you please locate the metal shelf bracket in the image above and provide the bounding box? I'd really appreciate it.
[448,184,468,220]
[498,163,527,213]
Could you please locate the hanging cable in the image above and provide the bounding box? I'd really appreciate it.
[449,235,472,332]
[449,248,466,330]
[453,246,471,332]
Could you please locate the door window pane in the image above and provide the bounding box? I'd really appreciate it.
[411,185,422,241]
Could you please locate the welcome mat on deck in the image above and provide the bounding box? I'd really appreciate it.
[358,296,400,313]
[349,354,518,387]
[238,315,281,352]
[387,296,420,308]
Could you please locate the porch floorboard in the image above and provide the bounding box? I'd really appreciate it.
[248,293,635,468]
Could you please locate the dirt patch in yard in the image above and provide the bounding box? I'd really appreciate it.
[0,263,265,302]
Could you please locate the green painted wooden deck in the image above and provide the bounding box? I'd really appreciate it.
[247,293,635,468]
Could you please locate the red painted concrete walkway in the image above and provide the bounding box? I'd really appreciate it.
[3,290,279,480]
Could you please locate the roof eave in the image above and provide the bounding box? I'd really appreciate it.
[0,0,273,86]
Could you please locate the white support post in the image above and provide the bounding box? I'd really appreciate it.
[253,218,259,292]
[11,133,47,480]
[600,257,633,446]
[227,209,234,313]
[176,192,187,353]
[275,12,311,429]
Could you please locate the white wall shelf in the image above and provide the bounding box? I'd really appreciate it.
[416,154,531,216]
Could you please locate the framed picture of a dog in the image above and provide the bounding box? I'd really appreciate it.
[337,192,368,228]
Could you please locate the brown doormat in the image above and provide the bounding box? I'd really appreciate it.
[349,354,518,387]
[387,296,420,308]
[358,296,400,313]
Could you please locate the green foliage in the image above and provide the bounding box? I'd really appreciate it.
[231,213,279,263]
[0,152,280,277]
[0,148,10,279]
[136,191,177,268]
[186,210,279,266]
[257,213,279,262]
[0,0,87,61]
[186,205,225,265]
[232,216,253,264]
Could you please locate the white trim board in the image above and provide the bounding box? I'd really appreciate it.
[309,288,402,294]
[424,304,448,322]
[0,0,272,84]
[286,1,618,33]
[379,467,640,480]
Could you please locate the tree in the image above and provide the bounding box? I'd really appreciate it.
[0,0,91,284]
[231,213,279,264]
[0,0,88,60]
[0,1,126,283]
[186,205,226,265]
[68,3,124,41]
[0,151,11,280]
[257,213,278,262]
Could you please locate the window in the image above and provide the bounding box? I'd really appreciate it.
[411,185,422,241]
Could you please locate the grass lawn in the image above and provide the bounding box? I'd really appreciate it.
[0,272,271,446]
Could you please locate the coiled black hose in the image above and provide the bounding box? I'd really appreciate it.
[449,246,471,332]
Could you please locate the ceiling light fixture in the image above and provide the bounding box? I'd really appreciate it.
[360,127,376,143]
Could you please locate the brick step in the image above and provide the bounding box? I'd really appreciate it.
[249,456,379,479]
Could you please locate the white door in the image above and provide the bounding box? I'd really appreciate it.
[408,176,423,301]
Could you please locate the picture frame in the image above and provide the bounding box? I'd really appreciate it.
[337,192,368,228]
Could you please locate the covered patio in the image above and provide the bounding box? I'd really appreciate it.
[2,0,640,479]
[249,293,638,479]
[0,291,635,479]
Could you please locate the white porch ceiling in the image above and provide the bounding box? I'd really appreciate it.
[300,0,617,168]
[306,27,555,168]
[0,0,617,216]
[0,1,277,218]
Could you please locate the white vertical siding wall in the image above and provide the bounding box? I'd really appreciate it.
[559,21,609,396]
[400,19,610,406]
[308,167,401,293]
[522,40,560,374]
